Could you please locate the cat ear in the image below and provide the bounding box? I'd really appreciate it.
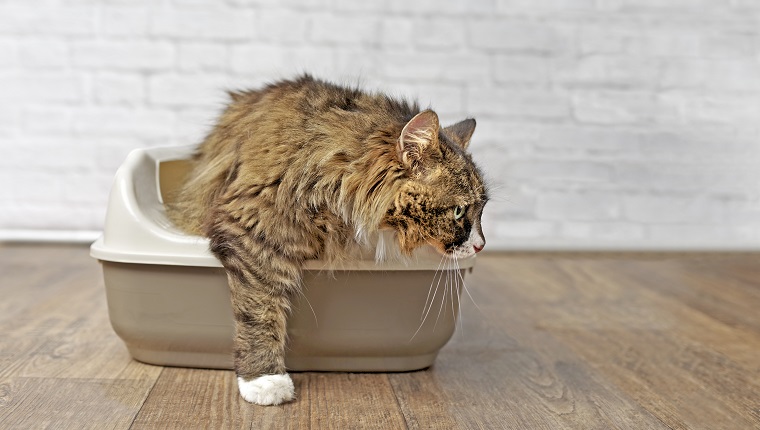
[443,118,476,149]
[397,110,440,171]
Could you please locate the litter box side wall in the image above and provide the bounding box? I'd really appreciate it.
[102,262,234,369]
[101,261,466,372]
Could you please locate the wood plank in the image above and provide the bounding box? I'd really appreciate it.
[387,371,459,430]
[298,373,408,429]
[481,254,760,429]
[130,368,256,429]
[0,245,160,430]
[596,257,760,366]
[422,255,671,430]
[0,377,154,430]
[132,370,409,429]
[3,245,760,429]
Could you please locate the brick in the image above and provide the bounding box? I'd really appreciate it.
[661,59,760,92]
[494,56,549,85]
[333,0,390,12]
[732,0,760,10]
[468,20,564,53]
[0,5,95,36]
[627,160,760,195]
[537,191,621,221]
[1,0,759,246]
[18,40,68,69]
[379,18,415,49]
[100,6,149,37]
[387,0,467,14]
[0,41,15,68]
[554,56,660,89]
[646,223,760,244]
[63,173,114,204]
[150,6,255,40]
[4,171,65,206]
[0,73,84,103]
[599,0,721,11]
[310,14,380,46]
[177,108,222,143]
[481,184,537,218]
[411,17,466,50]
[225,0,273,5]
[93,138,150,173]
[72,108,175,139]
[581,27,707,58]
[380,52,489,83]
[578,26,635,55]
[0,202,103,231]
[638,128,759,163]
[699,33,755,59]
[333,49,380,81]
[571,90,667,125]
[230,44,336,77]
[0,107,19,136]
[670,92,760,125]
[381,83,465,118]
[93,73,145,106]
[174,0,225,5]
[506,159,613,183]
[561,222,645,240]
[178,43,227,72]
[623,194,721,224]
[624,33,701,58]
[280,0,327,9]
[466,140,522,182]
[256,9,309,44]
[492,219,558,239]
[72,41,175,71]
[468,87,570,120]
[148,72,235,112]
[536,126,642,154]
[22,108,72,136]
[469,122,540,150]
[497,0,596,12]
[659,60,707,89]
[0,137,93,171]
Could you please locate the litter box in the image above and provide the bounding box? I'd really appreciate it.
[90,145,474,372]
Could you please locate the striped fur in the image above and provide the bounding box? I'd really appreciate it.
[166,75,487,402]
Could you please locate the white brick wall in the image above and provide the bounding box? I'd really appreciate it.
[2,0,760,249]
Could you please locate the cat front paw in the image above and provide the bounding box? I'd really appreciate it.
[237,373,295,405]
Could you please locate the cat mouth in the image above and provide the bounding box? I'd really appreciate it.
[428,240,476,259]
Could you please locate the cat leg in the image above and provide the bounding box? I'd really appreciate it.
[229,281,295,406]
[236,374,294,406]
[210,231,301,406]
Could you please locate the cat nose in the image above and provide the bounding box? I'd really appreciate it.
[473,244,483,253]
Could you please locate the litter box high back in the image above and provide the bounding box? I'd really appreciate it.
[91,146,475,371]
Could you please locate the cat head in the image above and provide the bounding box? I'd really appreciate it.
[382,110,488,259]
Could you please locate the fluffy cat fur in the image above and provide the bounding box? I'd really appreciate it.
[166,75,488,405]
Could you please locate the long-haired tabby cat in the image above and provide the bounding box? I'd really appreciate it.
[167,75,488,405]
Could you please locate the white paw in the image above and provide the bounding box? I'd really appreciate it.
[237,374,295,405]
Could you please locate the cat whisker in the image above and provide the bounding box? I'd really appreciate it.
[411,255,446,341]
[454,257,465,336]
[450,257,457,334]
[296,286,319,328]
[421,255,446,321]
[433,257,452,332]
[455,257,482,316]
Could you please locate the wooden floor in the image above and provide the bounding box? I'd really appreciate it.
[1,244,759,429]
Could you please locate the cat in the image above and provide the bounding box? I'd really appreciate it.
[167,75,488,405]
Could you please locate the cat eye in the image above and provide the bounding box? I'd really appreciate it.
[453,205,466,220]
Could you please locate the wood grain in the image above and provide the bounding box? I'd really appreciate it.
[1,244,759,429]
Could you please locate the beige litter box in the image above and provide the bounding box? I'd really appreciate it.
[91,146,474,372]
